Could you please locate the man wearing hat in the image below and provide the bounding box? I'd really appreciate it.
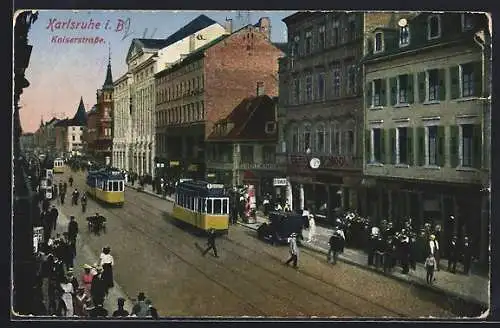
[112,298,129,317]
[90,266,106,307]
[448,235,459,273]
[132,292,149,317]
[284,233,299,268]
[429,234,440,271]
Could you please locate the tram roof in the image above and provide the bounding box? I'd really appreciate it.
[177,180,227,196]
[88,169,125,180]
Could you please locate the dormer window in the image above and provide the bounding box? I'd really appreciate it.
[374,32,383,53]
[265,121,276,134]
[462,13,474,31]
[399,25,410,47]
[427,15,441,40]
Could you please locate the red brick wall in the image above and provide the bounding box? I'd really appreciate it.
[203,26,284,139]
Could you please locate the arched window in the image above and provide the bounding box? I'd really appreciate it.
[303,123,312,152]
[315,123,326,153]
[330,122,341,155]
[343,120,356,155]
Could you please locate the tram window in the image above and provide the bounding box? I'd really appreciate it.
[213,199,222,215]
[223,199,229,215]
[197,198,202,212]
[186,195,190,209]
[113,181,119,191]
[108,182,113,191]
[207,199,213,214]
[120,181,124,191]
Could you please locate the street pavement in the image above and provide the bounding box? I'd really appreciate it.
[127,181,489,309]
[55,170,483,317]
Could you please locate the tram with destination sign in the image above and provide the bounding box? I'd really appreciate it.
[86,169,125,206]
[53,157,65,174]
[173,180,229,233]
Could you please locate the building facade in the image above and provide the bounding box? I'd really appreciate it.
[54,97,87,158]
[34,117,60,154]
[20,133,35,153]
[277,11,402,220]
[206,95,280,198]
[155,17,284,180]
[113,14,228,177]
[362,12,490,263]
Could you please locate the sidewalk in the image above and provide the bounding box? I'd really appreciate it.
[42,204,133,316]
[125,182,489,308]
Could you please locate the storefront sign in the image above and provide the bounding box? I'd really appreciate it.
[207,173,216,178]
[239,163,278,170]
[207,183,224,189]
[273,178,288,186]
[288,154,355,170]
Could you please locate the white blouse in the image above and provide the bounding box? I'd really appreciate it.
[100,253,114,266]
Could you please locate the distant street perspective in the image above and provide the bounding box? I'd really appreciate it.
[13,10,490,319]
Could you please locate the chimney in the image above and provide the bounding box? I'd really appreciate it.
[225,18,233,34]
[258,17,271,40]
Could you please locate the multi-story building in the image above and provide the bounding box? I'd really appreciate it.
[155,17,284,180]
[113,14,228,177]
[205,95,280,197]
[34,117,60,154]
[86,57,114,164]
[54,97,87,158]
[277,11,402,220]
[362,12,490,263]
[83,105,98,157]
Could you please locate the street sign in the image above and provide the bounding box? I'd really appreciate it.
[273,178,288,186]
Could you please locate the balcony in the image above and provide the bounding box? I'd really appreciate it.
[285,152,362,173]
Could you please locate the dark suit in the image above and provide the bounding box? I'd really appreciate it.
[202,231,218,257]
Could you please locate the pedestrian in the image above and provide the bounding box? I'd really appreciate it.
[263,196,270,217]
[67,216,79,248]
[409,232,417,270]
[367,230,378,266]
[62,233,75,270]
[112,297,130,317]
[399,232,410,274]
[448,235,458,273]
[67,268,79,291]
[328,231,344,264]
[59,273,75,317]
[145,299,159,319]
[425,252,437,284]
[99,246,115,295]
[284,233,299,268]
[74,287,89,317]
[42,197,50,213]
[429,234,440,271]
[202,229,219,258]
[462,236,472,275]
[60,190,65,205]
[88,303,108,318]
[81,193,87,213]
[131,292,149,317]
[63,182,68,195]
[81,264,94,296]
[307,214,316,243]
[72,189,80,206]
[42,211,52,244]
[49,205,59,231]
[90,267,106,307]
[69,176,74,187]
[383,236,396,273]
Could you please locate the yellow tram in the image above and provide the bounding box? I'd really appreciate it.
[172,181,229,233]
[53,158,65,174]
[86,169,125,206]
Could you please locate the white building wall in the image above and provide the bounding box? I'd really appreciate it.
[66,125,84,156]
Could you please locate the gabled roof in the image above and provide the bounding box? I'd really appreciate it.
[163,14,218,48]
[137,38,170,50]
[72,97,87,126]
[208,95,277,141]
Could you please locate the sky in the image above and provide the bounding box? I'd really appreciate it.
[19,10,296,133]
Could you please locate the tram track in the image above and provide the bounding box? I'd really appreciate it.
[109,190,409,317]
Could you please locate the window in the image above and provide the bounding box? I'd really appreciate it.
[206,199,212,214]
[291,125,299,152]
[428,15,441,40]
[305,75,313,102]
[332,66,341,97]
[462,14,474,31]
[372,79,383,106]
[120,181,124,191]
[293,78,300,104]
[344,129,354,155]
[240,145,254,163]
[315,124,325,152]
[332,20,340,46]
[222,199,229,215]
[374,32,383,53]
[256,81,265,96]
[318,25,326,50]
[397,127,408,164]
[372,128,382,162]
[263,145,276,163]
[461,63,474,97]
[398,75,409,104]
[346,65,357,95]
[427,126,438,165]
[113,181,119,191]
[461,124,473,167]
[303,124,311,152]
[305,30,313,54]
[292,35,300,57]
[348,15,356,41]
[72,135,75,141]
[197,198,203,213]
[399,25,410,46]
[317,73,325,100]
[428,69,439,101]
[331,123,341,154]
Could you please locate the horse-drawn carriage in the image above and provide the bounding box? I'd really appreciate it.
[257,211,306,246]
[86,214,107,235]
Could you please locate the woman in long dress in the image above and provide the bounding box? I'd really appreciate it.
[60,275,74,317]
[99,246,114,295]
